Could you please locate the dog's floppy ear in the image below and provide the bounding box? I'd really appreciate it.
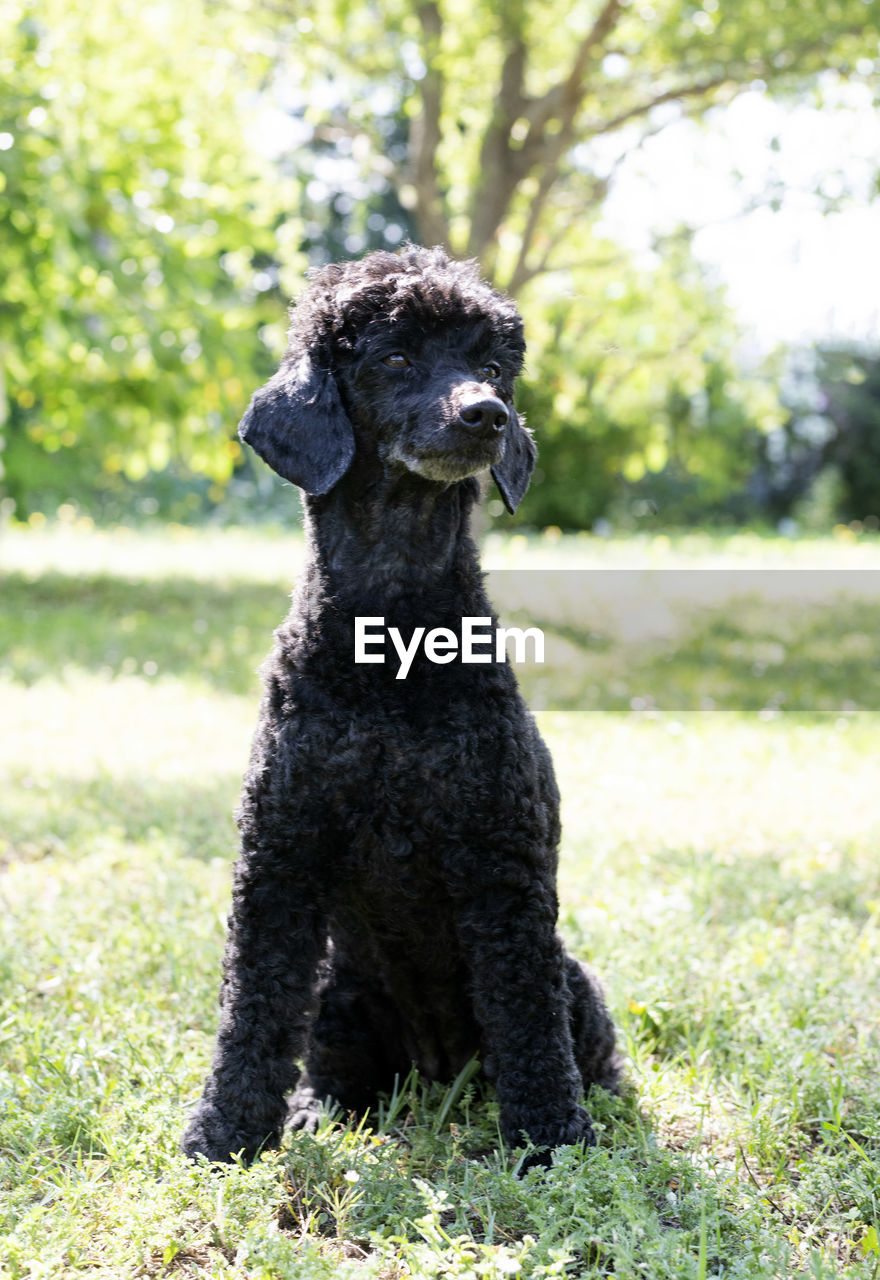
[238,354,355,495]
[490,409,536,514]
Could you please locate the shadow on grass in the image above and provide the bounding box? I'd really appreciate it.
[0,769,242,866]
[0,570,289,694]
[518,597,880,712]
[3,567,880,710]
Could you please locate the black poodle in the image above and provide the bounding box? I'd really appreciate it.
[181,244,619,1168]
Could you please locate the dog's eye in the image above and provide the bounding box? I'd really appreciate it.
[481,362,501,380]
[381,353,410,369]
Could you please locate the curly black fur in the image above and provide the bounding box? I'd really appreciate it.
[181,245,620,1168]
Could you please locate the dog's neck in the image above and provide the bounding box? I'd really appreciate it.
[302,469,485,608]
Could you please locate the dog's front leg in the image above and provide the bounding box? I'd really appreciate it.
[458,885,593,1166]
[181,847,327,1164]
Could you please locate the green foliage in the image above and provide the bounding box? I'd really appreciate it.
[0,0,299,510]
[515,245,781,528]
[818,346,880,522]
[757,345,880,530]
[258,0,879,530]
[3,0,879,524]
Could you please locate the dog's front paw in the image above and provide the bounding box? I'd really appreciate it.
[512,1105,596,1172]
[181,1102,277,1166]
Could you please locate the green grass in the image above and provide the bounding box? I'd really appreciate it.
[2,523,879,1278]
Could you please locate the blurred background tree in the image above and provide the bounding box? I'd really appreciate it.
[0,0,299,519]
[756,346,880,528]
[819,349,880,524]
[2,0,879,528]
[285,0,873,283]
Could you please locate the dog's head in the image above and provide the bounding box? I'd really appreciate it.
[238,245,536,514]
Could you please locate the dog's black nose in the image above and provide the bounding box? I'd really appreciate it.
[457,396,509,434]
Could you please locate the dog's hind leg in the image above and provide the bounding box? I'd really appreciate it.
[564,953,622,1095]
[294,953,410,1123]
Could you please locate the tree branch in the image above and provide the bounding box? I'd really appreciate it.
[505,169,558,294]
[409,1,452,248]
[583,25,868,140]
[523,0,624,138]
[502,115,673,295]
[505,27,864,294]
[468,0,624,263]
[582,74,736,136]
[505,178,610,294]
[466,10,528,262]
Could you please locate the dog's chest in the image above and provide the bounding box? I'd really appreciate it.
[264,680,559,891]
[313,706,556,881]
[339,729,494,863]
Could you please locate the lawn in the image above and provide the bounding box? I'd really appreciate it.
[1,521,879,1279]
